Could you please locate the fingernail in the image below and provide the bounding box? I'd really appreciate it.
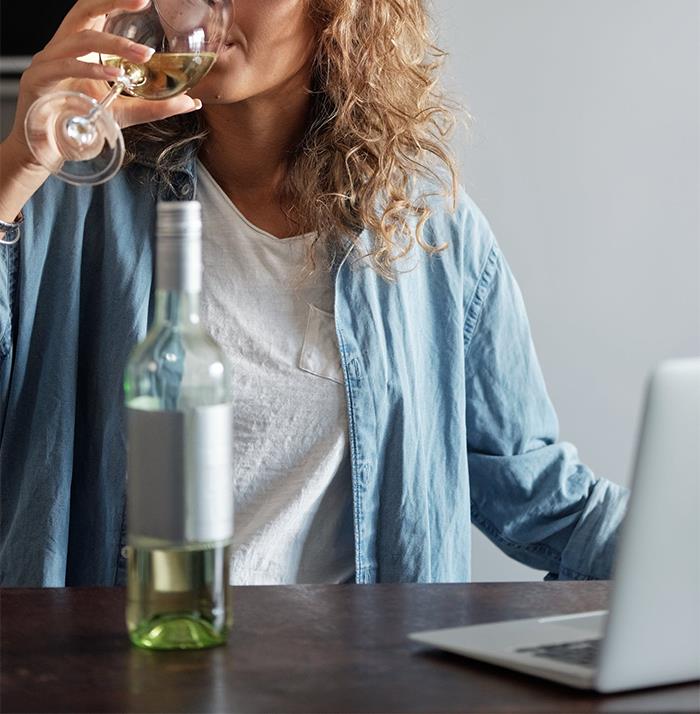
[184,99,203,113]
[134,45,155,60]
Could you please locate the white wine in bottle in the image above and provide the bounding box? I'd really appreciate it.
[124,200,234,650]
[102,52,216,99]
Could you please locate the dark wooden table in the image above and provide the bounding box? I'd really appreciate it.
[1,582,698,713]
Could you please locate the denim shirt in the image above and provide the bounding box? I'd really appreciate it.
[0,152,629,586]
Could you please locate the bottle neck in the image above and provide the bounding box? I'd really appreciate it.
[154,289,202,328]
[156,234,202,295]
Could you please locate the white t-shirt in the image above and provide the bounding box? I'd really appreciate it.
[195,159,355,585]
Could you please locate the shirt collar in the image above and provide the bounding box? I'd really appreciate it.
[131,144,365,256]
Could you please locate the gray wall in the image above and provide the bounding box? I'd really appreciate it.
[431,0,700,580]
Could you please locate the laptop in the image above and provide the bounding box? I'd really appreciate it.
[409,358,700,693]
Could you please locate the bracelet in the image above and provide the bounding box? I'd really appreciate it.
[0,211,23,246]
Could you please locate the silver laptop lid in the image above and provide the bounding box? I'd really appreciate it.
[596,358,700,692]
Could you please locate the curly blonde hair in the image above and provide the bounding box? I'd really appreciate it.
[123,0,464,281]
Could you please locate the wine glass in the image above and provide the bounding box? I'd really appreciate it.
[24,0,232,186]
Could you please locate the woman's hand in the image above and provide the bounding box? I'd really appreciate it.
[0,0,203,220]
[5,0,203,173]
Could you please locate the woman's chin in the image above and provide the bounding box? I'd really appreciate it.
[188,76,245,103]
[188,87,249,105]
[188,51,246,103]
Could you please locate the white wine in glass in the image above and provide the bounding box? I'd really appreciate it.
[101,51,217,100]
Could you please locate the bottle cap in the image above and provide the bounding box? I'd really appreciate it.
[157,201,202,239]
[156,201,202,292]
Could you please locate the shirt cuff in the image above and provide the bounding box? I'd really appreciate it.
[554,479,631,580]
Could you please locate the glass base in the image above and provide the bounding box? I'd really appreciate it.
[24,90,124,186]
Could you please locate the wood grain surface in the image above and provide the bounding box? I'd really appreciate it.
[1,582,698,713]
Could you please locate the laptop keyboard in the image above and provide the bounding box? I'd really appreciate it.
[516,638,601,668]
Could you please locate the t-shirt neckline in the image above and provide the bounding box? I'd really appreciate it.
[195,158,317,244]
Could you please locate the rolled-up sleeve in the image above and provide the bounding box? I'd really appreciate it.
[464,239,629,580]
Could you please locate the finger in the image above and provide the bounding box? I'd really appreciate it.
[118,96,203,128]
[22,57,125,92]
[51,0,150,44]
[35,29,154,65]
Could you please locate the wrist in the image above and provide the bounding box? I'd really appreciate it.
[0,132,49,223]
[2,131,50,181]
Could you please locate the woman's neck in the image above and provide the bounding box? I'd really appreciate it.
[199,78,312,205]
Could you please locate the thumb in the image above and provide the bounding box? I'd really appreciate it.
[119,96,203,128]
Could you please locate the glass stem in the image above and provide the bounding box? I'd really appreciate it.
[86,79,129,121]
[64,76,131,151]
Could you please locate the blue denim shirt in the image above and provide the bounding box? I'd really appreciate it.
[0,151,629,586]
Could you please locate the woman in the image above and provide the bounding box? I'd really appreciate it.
[0,0,628,586]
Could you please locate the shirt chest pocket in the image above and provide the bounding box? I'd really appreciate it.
[298,304,345,385]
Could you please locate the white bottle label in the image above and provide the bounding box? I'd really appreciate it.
[126,404,234,546]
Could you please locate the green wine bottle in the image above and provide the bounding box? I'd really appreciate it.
[123,200,234,650]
